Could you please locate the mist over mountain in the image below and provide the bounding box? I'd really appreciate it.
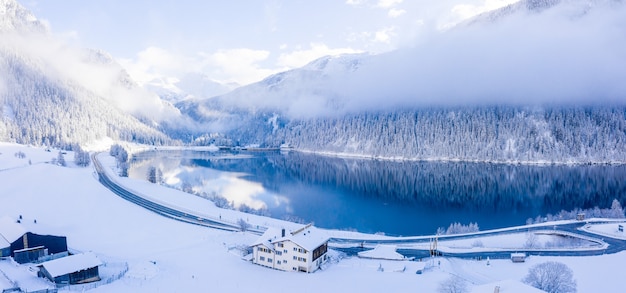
[177,0,626,163]
[0,0,174,147]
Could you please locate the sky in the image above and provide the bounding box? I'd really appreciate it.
[21,0,518,85]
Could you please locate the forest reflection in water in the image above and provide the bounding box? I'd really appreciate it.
[129,150,626,236]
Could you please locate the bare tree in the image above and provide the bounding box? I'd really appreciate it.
[237,218,250,232]
[523,261,576,293]
[438,275,468,293]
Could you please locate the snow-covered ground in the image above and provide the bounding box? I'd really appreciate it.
[1,142,625,292]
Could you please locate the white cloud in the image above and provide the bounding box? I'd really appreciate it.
[388,8,406,18]
[451,0,518,23]
[374,27,396,43]
[200,48,275,84]
[377,0,403,9]
[118,47,197,85]
[120,47,277,86]
[276,43,362,69]
[346,0,367,6]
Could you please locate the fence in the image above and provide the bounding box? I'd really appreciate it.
[55,262,128,291]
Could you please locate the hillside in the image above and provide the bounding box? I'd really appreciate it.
[0,0,174,148]
[176,0,626,163]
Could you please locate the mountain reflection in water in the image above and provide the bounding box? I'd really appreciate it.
[129,150,626,236]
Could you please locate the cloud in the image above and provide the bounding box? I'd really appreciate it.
[373,27,396,43]
[200,48,275,85]
[337,4,626,111]
[217,2,626,119]
[441,0,519,28]
[388,8,406,18]
[119,47,198,85]
[276,43,363,68]
[120,47,276,86]
[377,0,403,9]
[346,0,367,5]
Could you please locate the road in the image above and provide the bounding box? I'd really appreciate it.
[92,153,264,233]
[92,153,626,260]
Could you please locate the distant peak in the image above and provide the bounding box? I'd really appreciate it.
[0,0,48,34]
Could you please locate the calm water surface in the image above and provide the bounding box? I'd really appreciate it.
[129,150,626,236]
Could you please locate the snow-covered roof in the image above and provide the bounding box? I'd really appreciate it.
[39,252,102,278]
[0,216,26,247]
[251,224,329,252]
[357,245,408,260]
[471,279,545,293]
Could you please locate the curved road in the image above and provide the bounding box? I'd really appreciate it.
[92,153,626,259]
[92,153,264,233]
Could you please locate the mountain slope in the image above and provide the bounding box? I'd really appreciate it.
[0,0,172,147]
[174,0,626,163]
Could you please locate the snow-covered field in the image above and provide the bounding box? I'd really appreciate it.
[1,142,625,292]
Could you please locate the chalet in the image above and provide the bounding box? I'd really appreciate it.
[0,216,68,263]
[251,224,329,273]
[38,252,102,285]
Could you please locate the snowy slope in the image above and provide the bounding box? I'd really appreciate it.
[0,0,176,148]
[1,143,626,292]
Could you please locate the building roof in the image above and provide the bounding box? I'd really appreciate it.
[251,224,329,252]
[0,216,26,247]
[39,252,102,278]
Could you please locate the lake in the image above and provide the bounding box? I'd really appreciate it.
[128,150,626,236]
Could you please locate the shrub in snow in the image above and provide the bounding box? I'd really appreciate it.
[438,275,468,293]
[523,261,576,293]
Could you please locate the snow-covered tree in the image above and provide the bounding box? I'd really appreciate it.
[523,261,576,293]
[610,199,624,219]
[73,146,90,167]
[147,166,161,184]
[57,151,66,167]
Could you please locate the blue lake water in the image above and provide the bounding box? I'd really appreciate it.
[129,150,626,236]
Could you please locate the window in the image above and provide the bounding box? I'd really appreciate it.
[268,258,272,263]
[292,267,297,271]
[276,251,282,256]
[284,260,287,264]
[260,256,265,261]
[277,261,281,264]
[278,243,284,248]
[293,247,297,252]
[284,249,288,253]
[293,256,297,260]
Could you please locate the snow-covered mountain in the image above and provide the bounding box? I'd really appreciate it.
[0,0,46,33]
[464,0,622,25]
[175,0,626,163]
[0,0,173,147]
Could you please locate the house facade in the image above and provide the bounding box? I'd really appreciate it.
[251,224,329,273]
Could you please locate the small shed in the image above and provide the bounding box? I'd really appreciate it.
[13,246,48,264]
[38,252,102,285]
[510,253,526,263]
[576,213,585,221]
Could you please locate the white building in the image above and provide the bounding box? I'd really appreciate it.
[251,224,329,273]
